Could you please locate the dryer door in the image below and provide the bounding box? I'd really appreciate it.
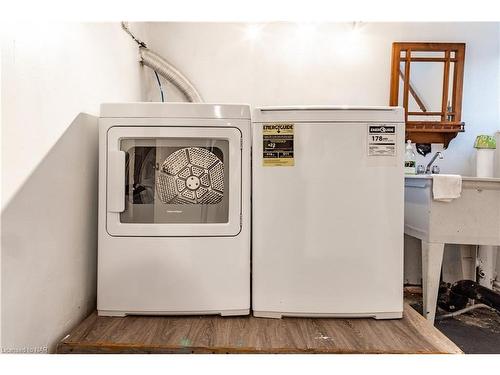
[106,126,242,237]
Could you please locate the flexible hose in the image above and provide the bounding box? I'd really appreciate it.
[436,304,494,320]
[139,47,203,103]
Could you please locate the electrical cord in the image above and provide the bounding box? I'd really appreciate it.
[121,22,147,48]
[121,22,164,102]
[154,70,165,102]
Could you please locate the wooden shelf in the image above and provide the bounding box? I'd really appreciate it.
[406,122,464,131]
[390,42,466,148]
[406,121,465,147]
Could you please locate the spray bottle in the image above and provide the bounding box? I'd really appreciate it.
[404,140,416,175]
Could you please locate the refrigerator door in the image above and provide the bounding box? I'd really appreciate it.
[252,117,404,318]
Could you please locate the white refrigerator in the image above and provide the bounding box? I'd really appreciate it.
[252,106,405,319]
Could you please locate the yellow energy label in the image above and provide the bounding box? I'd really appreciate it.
[262,123,294,167]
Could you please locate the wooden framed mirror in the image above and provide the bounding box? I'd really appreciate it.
[389,42,466,148]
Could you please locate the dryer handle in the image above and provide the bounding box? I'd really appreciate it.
[107,150,126,213]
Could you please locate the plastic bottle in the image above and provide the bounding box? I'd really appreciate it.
[404,140,416,175]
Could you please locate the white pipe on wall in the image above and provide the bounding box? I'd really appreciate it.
[476,143,498,289]
[121,21,203,103]
[139,47,203,103]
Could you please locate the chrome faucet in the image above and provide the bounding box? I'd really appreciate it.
[425,151,444,174]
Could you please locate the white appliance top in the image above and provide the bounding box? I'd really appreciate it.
[100,102,251,119]
[253,105,404,123]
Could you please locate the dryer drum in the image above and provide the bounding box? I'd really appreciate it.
[156,147,224,204]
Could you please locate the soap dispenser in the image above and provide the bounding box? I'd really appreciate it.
[404,140,416,175]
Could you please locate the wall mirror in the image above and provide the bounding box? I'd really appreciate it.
[390,42,466,148]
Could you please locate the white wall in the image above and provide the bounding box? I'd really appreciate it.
[138,22,500,285]
[140,22,499,174]
[1,22,145,352]
[1,22,498,351]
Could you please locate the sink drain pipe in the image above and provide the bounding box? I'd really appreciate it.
[121,22,203,103]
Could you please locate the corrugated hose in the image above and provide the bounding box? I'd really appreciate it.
[121,22,203,103]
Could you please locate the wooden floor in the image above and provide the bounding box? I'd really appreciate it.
[56,304,462,354]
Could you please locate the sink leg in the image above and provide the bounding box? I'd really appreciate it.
[421,241,445,324]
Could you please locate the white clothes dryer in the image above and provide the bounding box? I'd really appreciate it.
[98,103,251,317]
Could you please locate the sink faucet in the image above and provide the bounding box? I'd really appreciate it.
[425,151,444,174]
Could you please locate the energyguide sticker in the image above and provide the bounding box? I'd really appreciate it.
[368,125,396,157]
[262,123,294,166]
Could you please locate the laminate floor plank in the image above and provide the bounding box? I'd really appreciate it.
[56,304,462,354]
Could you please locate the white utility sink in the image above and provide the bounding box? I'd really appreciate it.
[404,175,500,323]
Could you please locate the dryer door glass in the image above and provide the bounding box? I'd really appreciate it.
[120,138,229,224]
